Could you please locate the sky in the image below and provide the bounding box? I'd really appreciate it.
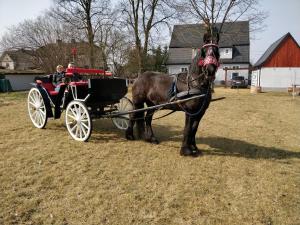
[0,0,300,63]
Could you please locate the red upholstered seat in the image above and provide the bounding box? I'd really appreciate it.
[38,81,59,96]
[69,81,88,86]
[49,91,59,96]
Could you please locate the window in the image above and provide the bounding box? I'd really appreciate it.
[6,63,9,68]
[219,48,232,59]
[181,67,188,72]
[232,72,239,79]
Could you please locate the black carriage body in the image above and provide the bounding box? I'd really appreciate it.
[87,78,128,105]
[64,78,128,115]
[34,76,127,119]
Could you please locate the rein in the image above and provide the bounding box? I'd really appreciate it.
[178,83,211,117]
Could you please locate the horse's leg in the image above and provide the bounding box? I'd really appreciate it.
[144,106,159,144]
[189,116,203,156]
[189,102,211,155]
[134,102,145,139]
[126,102,144,140]
[125,112,136,140]
[180,114,195,156]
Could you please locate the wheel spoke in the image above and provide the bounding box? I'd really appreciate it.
[29,95,35,104]
[79,125,83,138]
[67,114,76,120]
[75,125,79,137]
[39,109,46,116]
[36,111,41,125]
[70,124,77,132]
[82,126,87,136]
[81,121,89,130]
[33,91,39,103]
[29,101,36,107]
[33,110,39,122]
[70,107,77,117]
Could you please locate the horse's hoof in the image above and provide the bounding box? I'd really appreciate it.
[145,137,159,144]
[191,149,203,157]
[125,133,135,140]
[190,144,199,151]
[180,147,202,157]
[150,137,159,144]
[180,147,193,156]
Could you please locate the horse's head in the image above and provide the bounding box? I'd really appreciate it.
[201,43,220,81]
[188,38,220,88]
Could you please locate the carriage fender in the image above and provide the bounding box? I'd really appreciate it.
[35,85,54,118]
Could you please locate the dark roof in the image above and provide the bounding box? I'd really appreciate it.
[254,32,299,67]
[167,21,250,65]
[167,48,193,65]
[170,21,249,48]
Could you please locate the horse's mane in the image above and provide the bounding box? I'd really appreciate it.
[189,50,202,76]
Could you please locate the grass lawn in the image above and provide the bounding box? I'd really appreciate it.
[0,88,299,225]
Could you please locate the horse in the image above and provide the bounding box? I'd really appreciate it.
[125,40,220,157]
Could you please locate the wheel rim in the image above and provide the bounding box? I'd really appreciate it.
[28,88,47,128]
[112,97,133,130]
[65,101,91,141]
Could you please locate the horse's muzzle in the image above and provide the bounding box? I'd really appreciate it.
[205,64,217,81]
[203,56,219,67]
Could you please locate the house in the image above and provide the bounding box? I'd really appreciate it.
[252,32,300,91]
[167,21,250,85]
[0,49,36,70]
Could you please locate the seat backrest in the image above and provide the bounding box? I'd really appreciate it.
[42,82,56,92]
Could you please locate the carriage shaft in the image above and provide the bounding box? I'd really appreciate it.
[107,94,206,118]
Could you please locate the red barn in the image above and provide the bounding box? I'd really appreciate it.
[252,32,300,91]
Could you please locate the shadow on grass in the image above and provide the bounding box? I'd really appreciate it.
[153,124,300,160]
[47,117,299,160]
[198,137,300,160]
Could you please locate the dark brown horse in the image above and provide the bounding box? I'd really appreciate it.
[126,42,220,157]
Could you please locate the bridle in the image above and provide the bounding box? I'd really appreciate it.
[186,42,220,90]
[176,42,219,116]
[200,43,220,68]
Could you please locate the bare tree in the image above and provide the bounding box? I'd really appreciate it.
[119,0,175,73]
[106,30,132,76]
[0,14,76,72]
[172,0,267,36]
[52,0,112,67]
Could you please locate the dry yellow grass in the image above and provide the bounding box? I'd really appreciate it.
[0,88,299,225]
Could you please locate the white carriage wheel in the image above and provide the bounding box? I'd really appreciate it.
[65,100,92,141]
[112,97,133,130]
[27,88,48,129]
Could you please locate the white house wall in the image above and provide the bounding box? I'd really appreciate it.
[168,63,249,85]
[253,68,300,91]
[215,64,249,85]
[167,64,190,75]
[1,54,15,70]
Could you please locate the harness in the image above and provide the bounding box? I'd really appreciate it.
[166,42,219,117]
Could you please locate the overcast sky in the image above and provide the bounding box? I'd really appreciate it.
[0,0,299,63]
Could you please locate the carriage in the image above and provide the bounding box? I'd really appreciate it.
[27,68,133,141]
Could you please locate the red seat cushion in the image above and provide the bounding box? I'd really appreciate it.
[42,82,56,92]
[49,91,59,96]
